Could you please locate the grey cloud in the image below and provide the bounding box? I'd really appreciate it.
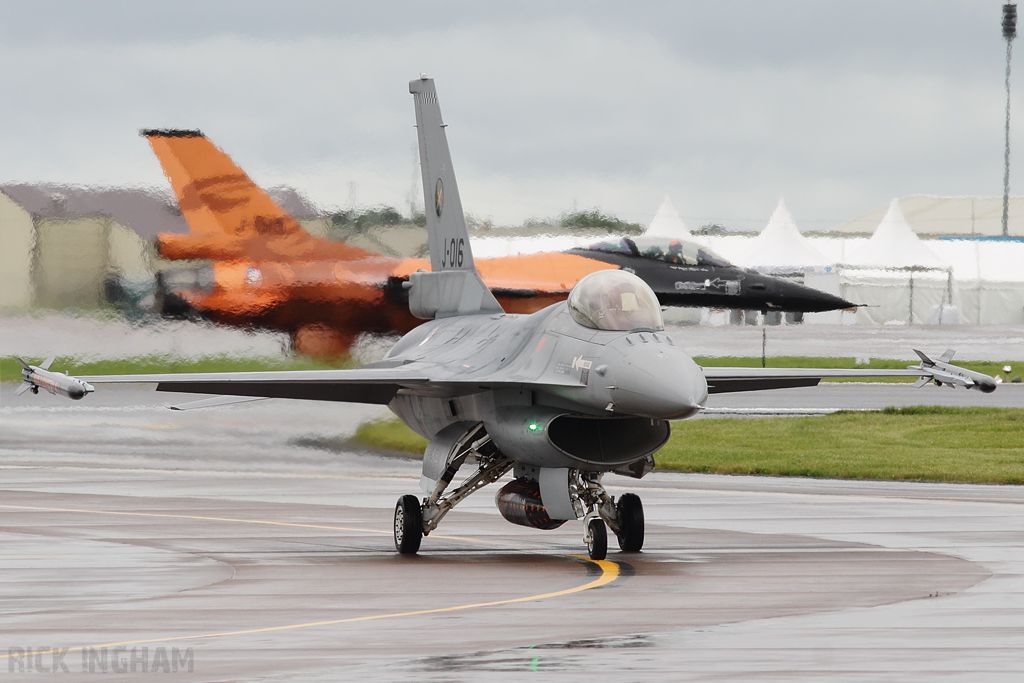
[1,2,1019,231]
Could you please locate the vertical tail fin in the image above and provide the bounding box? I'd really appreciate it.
[142,129,370,262]
[143,129,307,239]
[407,76,502,319]
[409,77,477,273]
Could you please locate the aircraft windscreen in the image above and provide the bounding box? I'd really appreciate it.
[631,237,733,267]
[567,270,664,332]
[581,238,636,255]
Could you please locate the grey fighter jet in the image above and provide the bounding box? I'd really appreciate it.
[43,77,997,560]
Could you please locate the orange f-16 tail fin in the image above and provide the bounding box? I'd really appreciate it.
[144,129,368,262]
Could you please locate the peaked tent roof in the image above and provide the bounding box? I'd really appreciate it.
[735,198,831,270]
[645,195,691,238]
[846,198,948,269]
[834,194,1024,237]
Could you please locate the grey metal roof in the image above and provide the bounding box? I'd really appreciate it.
[0,183,321,240]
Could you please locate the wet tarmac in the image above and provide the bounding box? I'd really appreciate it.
[1,386,1023,680]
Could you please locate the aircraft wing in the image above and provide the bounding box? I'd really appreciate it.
[76,365,583,404]
[702,351,997,394]
[701,367,920,394]
[77,367,430,404]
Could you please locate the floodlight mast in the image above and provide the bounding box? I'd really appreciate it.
[1003,3,1017,238]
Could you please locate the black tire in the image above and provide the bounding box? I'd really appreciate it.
[616,493,644,552]
[394,495,423,554]
[587,518,608,561]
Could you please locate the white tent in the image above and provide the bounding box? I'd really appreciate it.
[645,195,691,239]
[841,199,955,324]
[927,239,1024,325]
[734,198,831,272]
[846,198,947,269]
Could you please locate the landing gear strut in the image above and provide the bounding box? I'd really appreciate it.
[393,423,512,555]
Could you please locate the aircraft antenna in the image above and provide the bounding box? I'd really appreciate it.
[1002,3,1017,238]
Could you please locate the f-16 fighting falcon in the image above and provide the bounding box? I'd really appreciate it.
[34,77,997,561]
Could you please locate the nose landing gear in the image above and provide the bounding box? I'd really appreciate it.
[584,517,608,560]
[572,471,645,559]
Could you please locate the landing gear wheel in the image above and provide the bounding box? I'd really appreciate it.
[394,495,423,554]
[615,493,644,552]
[586,518,607,561]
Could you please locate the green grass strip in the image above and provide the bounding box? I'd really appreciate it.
[0,354,355,382]
[350,408,1024,484]
[353,418,429,454]
[658,406,1024,484]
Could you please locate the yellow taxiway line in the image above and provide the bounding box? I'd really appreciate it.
[0,503,621,659]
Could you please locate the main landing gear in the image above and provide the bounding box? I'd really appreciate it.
[615,493,645,553]
[393,495,422,554]
[394,424,512,555]
[391,420,646,559]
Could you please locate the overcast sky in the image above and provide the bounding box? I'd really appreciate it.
[1,1,1018,230]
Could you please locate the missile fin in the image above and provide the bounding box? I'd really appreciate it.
[14,382,32,396]
[39,356,56,371]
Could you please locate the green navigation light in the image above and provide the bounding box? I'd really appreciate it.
[528,421,540,432]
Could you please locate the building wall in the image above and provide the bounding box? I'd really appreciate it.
[108,220,152,276]
[33,216,109,308]
[0,192,35,309]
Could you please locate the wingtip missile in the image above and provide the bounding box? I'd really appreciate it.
[14,358,94,400]
[909,349,997,393]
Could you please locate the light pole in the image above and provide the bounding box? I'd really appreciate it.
[1002,3,1017,238]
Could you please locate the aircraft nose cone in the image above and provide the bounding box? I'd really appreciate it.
[610,343,707,419]
[748,275,856,313]
[65,380,94,400]
[976,375,998,393]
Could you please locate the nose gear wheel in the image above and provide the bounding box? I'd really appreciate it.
[585,518,607,560]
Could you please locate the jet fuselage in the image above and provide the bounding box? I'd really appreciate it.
[386,301,707,474]
[566,247,854,313]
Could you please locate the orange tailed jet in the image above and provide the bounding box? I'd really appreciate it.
[146,130,616,355]
[146,130,854,356]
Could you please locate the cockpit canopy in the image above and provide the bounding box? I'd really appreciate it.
[582,236,732,268]
[567,270,664,332]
